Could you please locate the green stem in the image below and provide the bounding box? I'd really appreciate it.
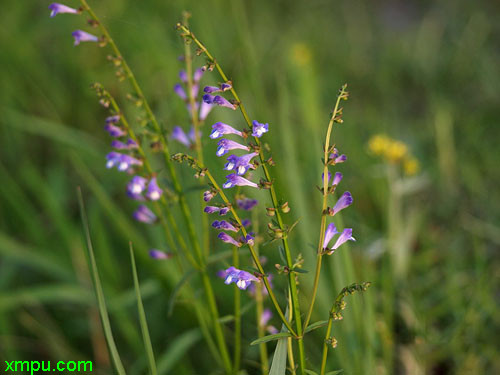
[232,245,241,374]
[319,294,343,375]
[304,85,348,329]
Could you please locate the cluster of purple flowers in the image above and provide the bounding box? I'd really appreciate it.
[321,149,355,255]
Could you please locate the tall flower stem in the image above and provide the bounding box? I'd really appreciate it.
[304,85,348,329]
[80,3,231,372]
[232,245,241,374]
[177,24,305,373]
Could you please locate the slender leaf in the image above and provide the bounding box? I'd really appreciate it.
[250,332,292,346]
[305,370,319,375]
[325,370,344,375]
[304,320,329,334]
[268,306,290,375]
[130,243,157,375]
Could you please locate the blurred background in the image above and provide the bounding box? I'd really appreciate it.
[0,0,499,374]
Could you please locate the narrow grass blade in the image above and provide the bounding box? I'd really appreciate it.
[269,306,290,375]
[250,332,292,346]
[129,242,158,375]
[304,320,328,334]
[77,187,127,375]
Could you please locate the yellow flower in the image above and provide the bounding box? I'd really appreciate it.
[384,140,408,162]
[368,135,391,155]
[290,43,312,67]
[403,158,419,176]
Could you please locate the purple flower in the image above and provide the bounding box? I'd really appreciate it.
[146,177,162,201]
[210,122,243,139]
[203,95,236,110]
[127,176,148,199]
[332,191,353,215]
[199,101,214,121]
[222,266,259,290]
[260,309,279,334]
[48,3,78,17]
[330,148,347,164]
[204,86,222,94]
[222,174,258,189]
[212,220,239,232]
[216,139,249,157]
[328,228,355,254]
[106,115,121,124]
[203,190,216,202]
[241,233,255,246]
[241,219,251,227]
[236,198,258,211]
[322,223,339,249]
[219,207,230,216]
[322,172,332,185]
[204,206,221,214]
[224,153,258,175]
[71,30,98,46]
[332,172,343,186]
[104,123,126,137]
[171,126,191,147]
[111,139,137,150]
[218,232,242,247]
[133,205,157,224]
[106,152,142,171]
[179,70,188,83]
[149,249,172,260]
[221,82,232,91]
[252,120,269,138]
[173,84,187,101]
[193,68,204,83]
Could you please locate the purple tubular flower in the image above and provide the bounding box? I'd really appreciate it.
[188,127,201,144]
[252,120,269,138]
[260,308,273,327]
[127,176,147,200]
[241,219,251,227]
[104,123,126,137]
[330,149,347,164]
[106,115,120,124]
[216,139,249,157]
[210,122,243,139]
[221,82,232,91]
[203,190,216,202]
[111,140,129,150]
[49,3,78,17]
[149,249,172,260]
[204,206,221,214]
[212,95,236,109]
[218,232,242,247]
[174,83,187,100]
[223,266,259,290]
[71,30,98,46]
[199,101,214,121]
[332,191,353,215]
[329,228,355,254]
[219,207,230,216]
[212,220,239,232]
[322,171,332,185]
[332,172,343,186]
[204,86,222,94]
[133,205,157,224]
[179,70,188,83]
[193,68,204,83]
[224,153,258,175]
[146,177,162,201]
[222,174,258,189]
[242,234,255,246]
[236,198,258,211]
[171,126,191,147]
[322,223,339,249]
[106,152,142,171]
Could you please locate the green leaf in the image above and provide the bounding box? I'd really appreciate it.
[304,320,329,333]
[294,268,309,274]
[250,332,292,345]
[77,187,126,375]
[305,370,319,375]
[325,370,344,375]
[130,243,158,375]
[268,306,290,375]
[278,246,287,264]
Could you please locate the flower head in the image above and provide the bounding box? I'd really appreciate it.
[106,152,142,171]
[224,153,257,175]
[222,174,258,189]
[260,309,279,334]
[332,172,343,186]
[111,139,137,150]
[171,126,190,146]
[203,190,216,202]
[104,123,126,137]
[146,177,162,201]
[71,30,98,46]
[127,176,147,199]
[236,198,258,211]
[173,83,187,100]
[327,228,355,254]
[212,220,239,232]
[322,223,339,249]
[210,122,243,139]
[133,205,157,224]
[218,232,242,247]
[203,95,237,110]
[330,148,347,164]
[106,115,120,124]
[49,3,79,17]
[199,101,214,121]
[216,139,249,157]
[252,120,269,138]
[332,191,353,215]
[222,266,259,290]
[149,249,172,260]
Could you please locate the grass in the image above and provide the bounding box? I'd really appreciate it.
[0,0,499,374]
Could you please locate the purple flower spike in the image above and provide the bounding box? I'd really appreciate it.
[104,123,126,137]
[216,139,249,157]
[332,172,343,186]
[210,122,243,139]
[49,3,78,17]
[106,115,121,124]
[127,176,147,200]
[218,232,242,247]
[146,177,163,201]
[133,205,157,224]
[322,223,339,249]
[252,120,269,138]
[223,266,259,290]
[203,190,216,202]
[171,126,191,147]
[224,153,258,175]
[71,30,98,46]
[204,86,222,94]
[199,101,214,121]
[149,249,172,260]
[204,206,220,214]
[212,220,239,232]
[174,83,187,100]
[329,228,355,253]
[236,198,258,211]
[332,191,353,215]
[222,174,258,189]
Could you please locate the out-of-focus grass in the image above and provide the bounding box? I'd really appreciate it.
[1,0,499,374]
